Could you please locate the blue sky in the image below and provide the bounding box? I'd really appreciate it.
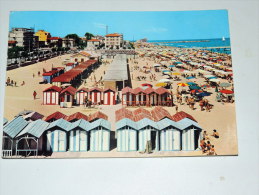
[9,10,230,40]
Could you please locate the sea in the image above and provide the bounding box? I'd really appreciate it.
[147,38,231,54]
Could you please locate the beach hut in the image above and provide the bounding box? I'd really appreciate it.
[45,119,71,152]
[68,119,89,152]
[137,118,159,151]
[2,116,28,157]
[121,87,134,106]
[155,87,171,106]
[143,87,156,106]
[66,112,88,122]
[133,87,146,106]
[60,86,77,108]
[103,88,116,105]
[3,118,8,126]
[43,86,62,105]
[45,111,67,122]
[76,88,88,105]
[89,119,111,152]
[15,119,49,156]
[23,112,44,121]
[157,118,181,151]
[89,87,103,105]
[88,111,108,122]
[116,118,138,152]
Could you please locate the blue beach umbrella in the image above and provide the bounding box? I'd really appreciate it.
[162,70,171,72]
[187,82,197,86]
[186,76,195,79]
[189,85,201,90]
[197,92,211,97]
[208,76,218,79]
[169,65,175,67]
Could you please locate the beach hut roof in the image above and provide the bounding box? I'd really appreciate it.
[88,111,108,122]
[66,112,88,122]
[3,118,8,126]
[132,87,143,94]
[116,118,138,130]
[68,119,89,131]
[137,118,159,130]
[143,87,155,94]
[89,87,103,92]
[157,118,179,130]
[133,107,151,117]
[171,111,197,122]
[47,118,71,131]
[16,119,49,138]
[122,87,133,94]
[103,87,116,92]
[151,107,172,121]
[134,113,154,122]
[43,86,62,93]
[88,119,111,131]
[3,116,28,138]
[60,86,77,95]
[23,111,44,121]
[115,108,134,122]
[45,111,67,122]
[155,87,170,95]
[76,87,88,92]
[176,118,202,130]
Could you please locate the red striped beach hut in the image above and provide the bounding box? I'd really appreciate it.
[76,88,88,105]
[121,87,134,106]
[45,111,67,122]
[143,87,156,106]
[133,87,146,106]
[155,87,172,106]
[43,86,62,105]
[65,112,88,122]
[60,86,77,108]
[103,88,116,105]
[89,87,103,105]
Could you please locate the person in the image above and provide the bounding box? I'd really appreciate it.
[14,81,17,87]
[208,145,217,155]
[21,81,25,86]
[200,138,207,153]
[33,91,37,100]
[33,73,35,78]
[84,96,88,107]
[206,141,211,152]
[199,99,204,111]
[38,71,40,77]
[211,129,219,138]
[175,105,178,113]
[203,131,210,140]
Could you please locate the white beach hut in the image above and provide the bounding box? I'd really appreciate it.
[68,119,89,152]
[45,119,71,152]
[89,87,103,105]
[43,86,62,105]
[103,88,116,105]
[137,118,159,151]
[158,118,181,151]
[116,118,138,152]
[89,119,111,152]
[121,87,134,106]
[76,88,88,105]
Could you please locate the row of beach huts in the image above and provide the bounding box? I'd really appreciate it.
[2,107,202,157]
[43,86,173,107]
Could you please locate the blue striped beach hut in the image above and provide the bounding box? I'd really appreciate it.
[89,119,111,152]
[15,119,49,156]
[3,116,28,157]
[177,118,202,151]
[137,118,160,151]
[45,119,71,152]
[158,118,181,151]
[116,118,138,152]
[68,119,89,152]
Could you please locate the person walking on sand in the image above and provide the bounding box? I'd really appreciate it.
[33,91,37,100]
[33,73,35,78]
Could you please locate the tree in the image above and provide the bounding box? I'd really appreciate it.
[85,32,94,40]
[65,34,81,46]
[7,46,24,59]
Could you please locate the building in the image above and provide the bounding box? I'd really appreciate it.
[47,37,63,48]
[87,39,101,49]
[62,38,75,48]
[43,86,62,105]
[105,33,123,49]
[8,28,34,50]
[35,30,51,47]
[8,40,17,48]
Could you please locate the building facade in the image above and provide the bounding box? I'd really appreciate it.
[8,28,34,50]
[105,33,123,49]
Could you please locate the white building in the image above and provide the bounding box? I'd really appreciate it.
[105,33,123,49]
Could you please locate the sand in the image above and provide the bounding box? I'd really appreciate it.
[3,49,238,158]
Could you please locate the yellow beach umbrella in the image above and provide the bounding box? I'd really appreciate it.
[172,72,181,76]
[155,83,167,87]
[177,83,189,87]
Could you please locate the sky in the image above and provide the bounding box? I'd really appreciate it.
[9,10,230,41]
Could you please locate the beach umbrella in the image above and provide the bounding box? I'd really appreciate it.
[175,62,183,64]
[204,75,215,78]
[177,83,189,87]
[187,82,197,86]
[210,79,220,83]
[186,76,195,80]
[163,71,171,75]
[190,89,203,94]
[153,64,161,67]
[189,85,201,90]
[155,83,167,87]
[158,79,171,83]
[172,72,181,76]
[169,65,175,67]
[219,82,231,88]
[208,76,218,80]
[201,84,210,88]
[197,92,211,97]
[141,83,153,87]
[220,89,234,94]
[162,70,171,72]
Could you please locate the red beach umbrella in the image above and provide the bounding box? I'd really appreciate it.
[141,83,153,87]
[220,89,234,94]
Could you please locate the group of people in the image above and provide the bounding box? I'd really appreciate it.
[200,130,220,155]
[6,77,25,87]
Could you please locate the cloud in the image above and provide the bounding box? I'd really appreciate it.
[93,22,106,29]
[144,27,168,33]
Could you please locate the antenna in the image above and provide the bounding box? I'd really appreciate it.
[106,25,108,35]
